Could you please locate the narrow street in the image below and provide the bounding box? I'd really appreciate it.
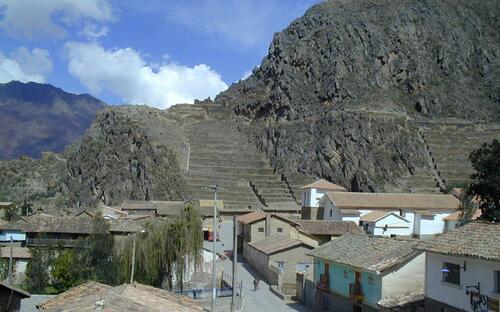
[218,219,311,312]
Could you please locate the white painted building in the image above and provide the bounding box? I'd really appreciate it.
[299,179,347,220]
[318,191,461,236]
[359,211,412,236]
[418,222,500,311]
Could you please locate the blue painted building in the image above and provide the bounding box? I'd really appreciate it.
[309,234,425,311]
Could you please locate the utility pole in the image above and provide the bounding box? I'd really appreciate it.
[230,215,238,312]
[8,236,12,285]
[130,229,145,284]
[130,234,136,284]
[203,185,225,312]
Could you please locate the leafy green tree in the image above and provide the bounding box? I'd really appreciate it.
[468,139,500,221]
[81,212,119,285]
[3,204,18,221]
[121,205,203,289]
[25,247,53,293]
[51,250,80,292]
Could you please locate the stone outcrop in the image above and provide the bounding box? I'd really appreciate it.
[216,0,500,192]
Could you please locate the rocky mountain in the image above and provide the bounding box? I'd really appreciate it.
[0,106,188,209]
[216,0,500,192]
[1,0,499,210]
[0,81,107,159]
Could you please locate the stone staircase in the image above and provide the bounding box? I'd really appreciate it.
[418,119,500,187]
[181,110,299,212]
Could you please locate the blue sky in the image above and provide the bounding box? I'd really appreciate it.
[0,0,319,108]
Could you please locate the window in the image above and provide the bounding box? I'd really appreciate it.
[329,209,333,218]
[367,274,374,285]
[258,227,264,233]
[277,228,283,233]
[278,261,285,271]
[343,270,348,279]
[442,262,460,285]
[495,271,500,293]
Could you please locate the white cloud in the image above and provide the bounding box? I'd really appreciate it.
[65,42,228,108]
[0,0,113,39]
[0,47,53,83]
[79,23,109,40]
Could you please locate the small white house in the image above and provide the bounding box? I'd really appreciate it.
[299,179,346,220]
[417,222,500,311]
[318,191,461,236]
[359,211,412,236]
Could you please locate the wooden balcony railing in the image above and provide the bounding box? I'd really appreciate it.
[26,238,82,247]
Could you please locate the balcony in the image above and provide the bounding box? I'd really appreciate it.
[26,238,83,247]
[349,283,363,302]
[316,273,330,291]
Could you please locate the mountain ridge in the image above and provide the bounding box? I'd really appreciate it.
[0,81,107,159]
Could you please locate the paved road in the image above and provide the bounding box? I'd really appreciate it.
[218,219,310,312]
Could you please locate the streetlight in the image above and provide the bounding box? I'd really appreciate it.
[202,185,225,312]
[130,229,146,284]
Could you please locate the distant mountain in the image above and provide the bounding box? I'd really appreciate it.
[0,81,107,159]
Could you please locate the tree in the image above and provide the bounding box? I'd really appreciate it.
[121,205,203,289]
[468,139,500,221]
[25,246,53,293]
[80,212,119,285]
[51,250,80,292]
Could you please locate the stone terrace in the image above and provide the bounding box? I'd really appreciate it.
[418,119,500,187]
[168,104,299,212]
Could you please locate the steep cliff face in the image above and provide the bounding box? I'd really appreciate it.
[0,106,188,209]
[217,0,499,191]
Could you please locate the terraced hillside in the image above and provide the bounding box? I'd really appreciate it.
[419,119,500,187]
[166,104,300,212]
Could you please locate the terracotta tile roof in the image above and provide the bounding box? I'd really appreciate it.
[236,211,266,224]
[39,282,203,312]
[198,199,224,209]
[341,209,360,215]
[0,247,31,259]
[299,179,347,191]
[1,215,94,234]
[248,235,311,255]
[378,289,424,308]
[442,209,482,221]
[293,220,363,236]
[325,192,460,211]
[121,200,156,210]
[359,211,410,223]
[38,281,111,309]
[417,222,500,261]
[308,234,422,273]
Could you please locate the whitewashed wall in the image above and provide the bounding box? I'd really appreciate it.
[425,252,500,311]
[382,253,426,298]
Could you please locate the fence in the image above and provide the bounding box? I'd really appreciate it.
[175,282,243,300]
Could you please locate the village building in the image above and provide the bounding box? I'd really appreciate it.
[0,282,30,312]
[317,192,461,237]
[245,234,314,298]
[0,247,31,284]
[417,222,500,312]
[442,209,482,232]
[0,202,14,220]
[0,212,148,248]
[36,281,203,311]
[309,234,425,312]
[300,179,347,220]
